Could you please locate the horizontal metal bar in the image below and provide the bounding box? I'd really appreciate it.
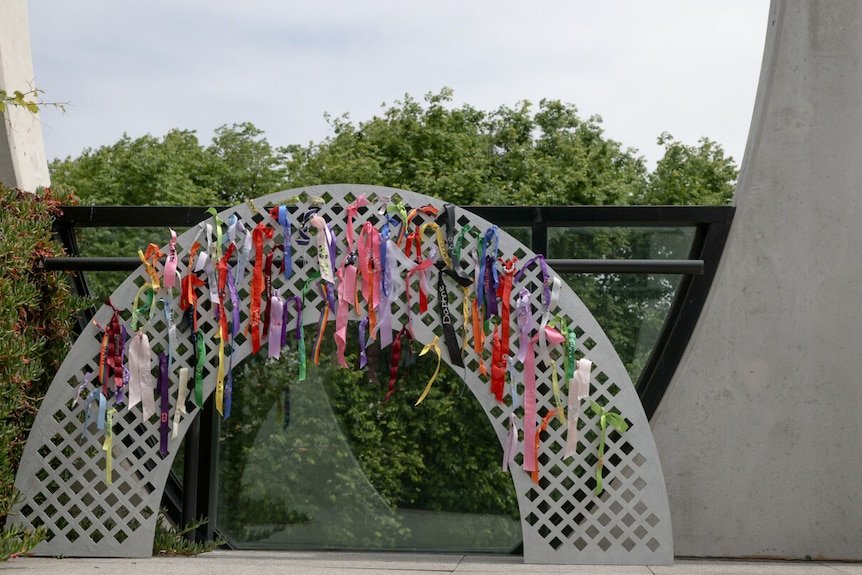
[547,259,703,275]
[43,256,703,275]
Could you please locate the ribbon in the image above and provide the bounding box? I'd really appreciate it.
[386,200,409,246]
[385,326,413,403]
[523,326,565,473]
[502,412,519,472]
[102,300,124,404]
[477,226,499,318]
[194,327,206,409]
[358,222,381,334]
[436,264,464,368]
[275,205,294,279]
[414,335,442,406]
[515,254,562,365]
[268,294,285,359]
[158,351,170,457]
[490,257,517,402]
[179,242,205,332]
[313,281,334,365]
[471,295,487,378]
[551,360,565,423]
[286,294,306,381]
[138,243,164,290]
[163,228,178,289]
[404,257,434,328]
[128,330,155,420]
[299,273,321,379]
[73,372,94,408]
[515,288,534,363]
[309,214,336,284]
[565,359,592,457]
[335,254,358,368]
[508,355,519,409]
[358,317,369,369]
[102,407,116,484]
[531,411,559,485]
[236,221,253,287]
[172,367,189,439]
[590,401,629,495]
[81,388,106,440]
[250,222,274,354]
[130,283,155,331]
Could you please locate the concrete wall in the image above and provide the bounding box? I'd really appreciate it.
[0,0,50,192]
[652,0,862,560]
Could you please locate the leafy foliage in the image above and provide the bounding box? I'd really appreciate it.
[0,185,80,561]
[152,508,225,556]
[0,88,67,115]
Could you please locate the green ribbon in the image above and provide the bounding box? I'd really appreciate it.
[299,271,321,382]
[590,400,629,495]
[194,330,206,408]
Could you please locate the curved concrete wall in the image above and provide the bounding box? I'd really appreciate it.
[652,0,862,560]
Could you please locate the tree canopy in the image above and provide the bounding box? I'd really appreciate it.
[50,88,737,208]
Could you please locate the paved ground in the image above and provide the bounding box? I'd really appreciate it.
[4,551,862,575]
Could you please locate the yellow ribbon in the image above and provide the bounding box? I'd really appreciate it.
[137,246,162,290]
[414,335,441,406]
[102,408,116,485]
[215,329,225,415]
[419,222,453,269]
[461,287,471,351]
[551,359,565,424]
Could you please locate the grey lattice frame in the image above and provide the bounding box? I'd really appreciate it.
[13,184,672,563]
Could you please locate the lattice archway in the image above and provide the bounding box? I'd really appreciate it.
[13,185,672,564]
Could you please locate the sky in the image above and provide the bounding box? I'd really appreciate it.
[26,1,771,170]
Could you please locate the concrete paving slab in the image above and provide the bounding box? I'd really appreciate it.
[651,559,859,575]
[5,553,862,575]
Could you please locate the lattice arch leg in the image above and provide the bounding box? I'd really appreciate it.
[12,185,672,563]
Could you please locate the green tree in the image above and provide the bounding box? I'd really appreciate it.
[640,132,738,205]
[280,88,650,206]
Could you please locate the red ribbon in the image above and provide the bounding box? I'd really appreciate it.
[490,257,517,401]
[249,222,273,354]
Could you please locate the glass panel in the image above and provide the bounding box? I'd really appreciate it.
[548,227,696,383]
[74,227,165,302]
[216,327,521,552]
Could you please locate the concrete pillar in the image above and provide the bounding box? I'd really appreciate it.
[0,0,50,192]
[652,0,862,559]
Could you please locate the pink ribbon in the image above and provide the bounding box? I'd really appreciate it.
[163,228,178,288]
[523,325,565,473]
[335,264,357,367]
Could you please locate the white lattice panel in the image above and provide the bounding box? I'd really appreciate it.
[13,184,672,563]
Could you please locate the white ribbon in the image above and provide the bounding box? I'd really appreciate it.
[127,330,155,420]
[565,358,592,458]
[172,367,189,439]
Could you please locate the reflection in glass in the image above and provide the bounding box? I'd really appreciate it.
[548,227,695,383]
[216,326,521,552]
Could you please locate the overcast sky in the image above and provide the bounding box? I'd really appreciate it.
[27,1,770,170]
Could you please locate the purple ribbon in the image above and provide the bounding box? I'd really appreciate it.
[359,317,369,369]
[157,351,169,457]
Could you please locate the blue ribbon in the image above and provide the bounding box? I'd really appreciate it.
[278,205,293,279]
